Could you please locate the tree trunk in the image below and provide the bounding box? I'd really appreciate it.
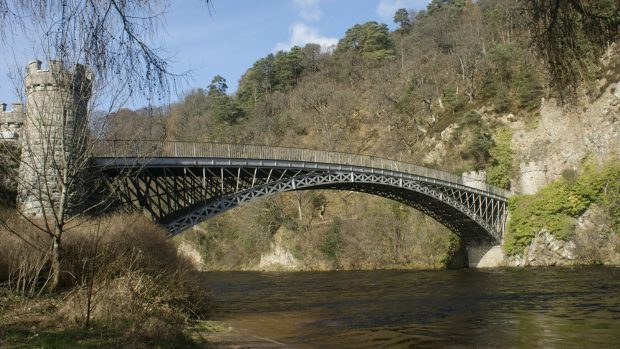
[48,235,61,291]
[400,35,405,73]
[295,191,303,221]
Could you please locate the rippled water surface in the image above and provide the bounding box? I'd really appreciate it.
[206,267,620,348]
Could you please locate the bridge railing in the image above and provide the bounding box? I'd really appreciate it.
[92,140,511,197]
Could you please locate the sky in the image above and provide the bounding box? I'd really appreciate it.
[0,0,431,107]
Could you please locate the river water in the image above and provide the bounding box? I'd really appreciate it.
[206,267,620,348]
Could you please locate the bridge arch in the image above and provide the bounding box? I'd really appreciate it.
[163,171,502,243]
[93,141,509,243]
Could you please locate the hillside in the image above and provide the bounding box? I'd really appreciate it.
[106,0,619,270]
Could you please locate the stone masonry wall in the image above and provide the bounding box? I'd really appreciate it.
[462,169,487,191]
[518,161,547,195]
[17,59,91,217]
[0,102,25,141]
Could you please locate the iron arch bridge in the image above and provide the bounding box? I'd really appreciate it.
[92,141,511,243]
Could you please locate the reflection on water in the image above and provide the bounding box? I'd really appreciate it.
[206,267,620,348]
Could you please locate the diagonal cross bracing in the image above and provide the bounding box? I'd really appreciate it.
[92,141,510,242]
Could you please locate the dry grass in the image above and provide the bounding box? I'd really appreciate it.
[0,211,213,347]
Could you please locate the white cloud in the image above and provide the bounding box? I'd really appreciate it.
[293,0,322,22]
[275,23,338,52]
[376,0,429,22]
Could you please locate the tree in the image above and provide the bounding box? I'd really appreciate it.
[299,43,323,74]
[167,89,211,140]
[335,21,395,67]
[0,1,210,103]
[210,94,244,125]
[208,75,228,97]
[105,108,167,140]
[274,47,303,91]
[0,0,210,292]
[206,75,244,124]
[394,8,413,32]
[520,0,619,96]
[428,0,466,13]
[394,8,413,72]
[237,54,276,110]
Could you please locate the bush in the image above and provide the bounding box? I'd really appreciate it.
[321,218,343,261]
[505,158,620,255]
[454,111,494,169]
[487,127,513,189]
[0,213,212,344]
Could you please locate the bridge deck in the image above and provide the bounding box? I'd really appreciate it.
[91,140,511,199]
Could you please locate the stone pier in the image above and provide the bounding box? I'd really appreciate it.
[467,244,505,268]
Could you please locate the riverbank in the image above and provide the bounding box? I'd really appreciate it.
[0,291,198,348]
[0,213,214,348]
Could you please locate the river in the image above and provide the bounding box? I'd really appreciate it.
[205,266,620,348]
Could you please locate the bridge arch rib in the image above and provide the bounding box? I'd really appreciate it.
[94,140,510,244]
[158,170,506,243]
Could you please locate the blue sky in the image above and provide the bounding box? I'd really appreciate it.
[0,0,430,106]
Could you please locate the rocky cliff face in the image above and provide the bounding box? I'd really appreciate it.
[506,230,577,267]
[506,205,619,267]
[504,48,619,266]
[511,83,619,184]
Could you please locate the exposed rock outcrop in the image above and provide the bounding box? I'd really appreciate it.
[573,205,619,265]
[506,205,619,267]
[258,229,300,271]
[511,79,619,191]
[506,230,577,267]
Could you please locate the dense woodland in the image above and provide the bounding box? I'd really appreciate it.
[102,0,618,270]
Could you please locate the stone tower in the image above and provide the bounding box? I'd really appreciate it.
[0,102,25,141]
[462,169,487,191]
[519,161,547,195]
[18,59,92,217]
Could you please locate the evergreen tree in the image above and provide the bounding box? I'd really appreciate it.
[335,21,395,66]
[394,8,412,71]
[208,75,228,97]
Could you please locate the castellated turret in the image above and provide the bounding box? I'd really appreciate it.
[462,169,487,191]
[18,59,92,217]
[519,161,547,195]
[0,102,25,140]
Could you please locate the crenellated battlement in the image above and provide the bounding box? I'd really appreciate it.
[25,59,92,95]
[462,169,487,190]
[0,102,25,140]
[519,161,547,174]
[8,59,94,217]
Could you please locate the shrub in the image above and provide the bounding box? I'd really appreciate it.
[454,111,494,169]
[487,127,513,189]
[321,218,343,261]
[1,213,212,342]
[504,158,620,255]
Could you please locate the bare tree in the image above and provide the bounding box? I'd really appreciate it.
[0,0,211,292]
[520,0,619,96]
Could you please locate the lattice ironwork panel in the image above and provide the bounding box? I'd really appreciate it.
[99,165,508,243]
